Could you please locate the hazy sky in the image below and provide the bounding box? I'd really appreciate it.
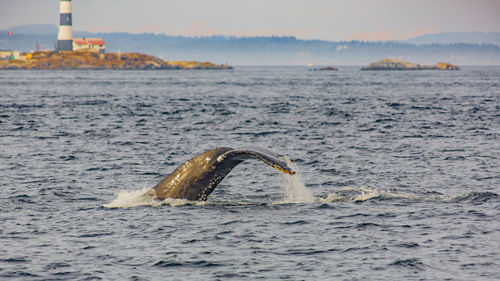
[1,0,499,41]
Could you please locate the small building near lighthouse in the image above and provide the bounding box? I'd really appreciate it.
[73,38,106,53]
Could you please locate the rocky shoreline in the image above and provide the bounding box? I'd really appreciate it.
[362,58,459,70]
[0,50,233,70]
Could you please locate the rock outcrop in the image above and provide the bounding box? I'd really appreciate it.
[435,62,460,70]
[311,66,338,71]
[0,50,233,70]
[361,58,459,70]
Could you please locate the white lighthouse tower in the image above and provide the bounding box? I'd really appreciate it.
[56,0,73,51]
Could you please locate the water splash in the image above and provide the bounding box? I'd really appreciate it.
[320,187,414,203]
[103,187,160,208]
[275,157,315,204]
[103,181,498,208]
[103,187,205,208]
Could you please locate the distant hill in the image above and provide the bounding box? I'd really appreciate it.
[2,24,500,65]
[404,32,500,46]
[5,24,59,36]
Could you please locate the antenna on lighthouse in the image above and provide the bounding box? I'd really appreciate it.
[56,0,73,51]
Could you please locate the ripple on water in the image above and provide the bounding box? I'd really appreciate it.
[1,67,500,280]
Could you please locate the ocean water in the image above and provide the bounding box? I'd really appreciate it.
[1,66,499,280]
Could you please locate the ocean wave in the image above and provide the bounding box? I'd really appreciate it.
[320,187,499,203]
[448,191,498,203]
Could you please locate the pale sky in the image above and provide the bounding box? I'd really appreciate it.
[1,0,499,41]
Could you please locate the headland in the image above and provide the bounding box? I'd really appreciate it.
[0,50,232,70]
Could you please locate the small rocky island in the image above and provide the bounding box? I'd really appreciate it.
[0,50,232,70]
[311,66,338,71]
[361,58,459,70]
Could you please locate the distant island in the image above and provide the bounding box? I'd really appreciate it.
[311,66,338,71]
[361,58,459,70]
[0,50,233,70]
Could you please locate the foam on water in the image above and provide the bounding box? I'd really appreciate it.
[319,187,499,203]
[103,187,205,208]
[103,187,160,208]
[320,187,414,203]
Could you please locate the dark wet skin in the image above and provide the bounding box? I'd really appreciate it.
[154,147,295,200]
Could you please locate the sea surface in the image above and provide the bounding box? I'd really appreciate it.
[1,66,499,280]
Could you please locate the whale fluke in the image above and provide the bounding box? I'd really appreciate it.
[153,147,295,200]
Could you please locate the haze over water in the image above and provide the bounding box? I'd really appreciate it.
[1,66,499,280]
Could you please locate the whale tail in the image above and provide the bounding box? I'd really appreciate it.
[217,146,295,175]
[154,147,295,200]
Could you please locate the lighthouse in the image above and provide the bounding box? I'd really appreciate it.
[56,0,73,51]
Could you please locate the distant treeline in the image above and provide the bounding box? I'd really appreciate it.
[2,30,500,65]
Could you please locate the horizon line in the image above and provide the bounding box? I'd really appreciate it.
[2,24,499,43]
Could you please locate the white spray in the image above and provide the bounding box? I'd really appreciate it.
[277,157,315,204]
[103,187,161,208]
[103,187,206,208]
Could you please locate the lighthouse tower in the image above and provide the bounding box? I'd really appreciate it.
[56,0,73,51]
